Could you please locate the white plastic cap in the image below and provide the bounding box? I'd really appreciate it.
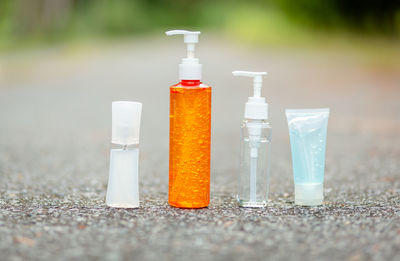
[106,149,139,208]
[232,71,268,120]
[295,183,323,206]
[112,101,142,145]
[166,30,202,80]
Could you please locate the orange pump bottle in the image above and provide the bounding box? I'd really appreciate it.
[166,30,211,208]
[169,80,211,208]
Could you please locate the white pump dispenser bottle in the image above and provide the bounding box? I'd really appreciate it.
[233,71,271,208]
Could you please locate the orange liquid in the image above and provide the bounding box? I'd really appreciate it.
[169,82,211,208]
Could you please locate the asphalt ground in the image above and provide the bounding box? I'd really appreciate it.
[0,37,399,260]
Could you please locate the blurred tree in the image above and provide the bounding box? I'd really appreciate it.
[0,0,399,47]
[12,0,72,36]
[274,0,400,34]
[336,0,400,33]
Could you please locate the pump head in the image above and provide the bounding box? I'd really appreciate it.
[166,30,202,80]
[232,71,268,120]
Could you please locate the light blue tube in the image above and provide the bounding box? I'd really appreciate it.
[286,108,329,206]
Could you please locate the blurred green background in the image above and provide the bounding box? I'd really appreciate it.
[1,0,400,50]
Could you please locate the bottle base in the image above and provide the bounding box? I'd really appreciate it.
[106,202,139,209]
[168,200,209,209]
[238,199,266,208]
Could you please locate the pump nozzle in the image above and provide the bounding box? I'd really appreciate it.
[232,71,266,98]
[166,30,200,56]
[166,30,202,80]
[233,70,268,120]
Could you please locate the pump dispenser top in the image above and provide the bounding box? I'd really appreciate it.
[166,30,202,80]
[232,71,268,120]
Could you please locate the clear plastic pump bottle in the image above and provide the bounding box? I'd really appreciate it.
[233,71,271,208]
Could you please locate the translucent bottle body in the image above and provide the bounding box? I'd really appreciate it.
[238,119,271,207]
[169,80,211,208]
[106,148,139,208]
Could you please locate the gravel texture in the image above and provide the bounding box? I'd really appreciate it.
[0,38,399,260]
